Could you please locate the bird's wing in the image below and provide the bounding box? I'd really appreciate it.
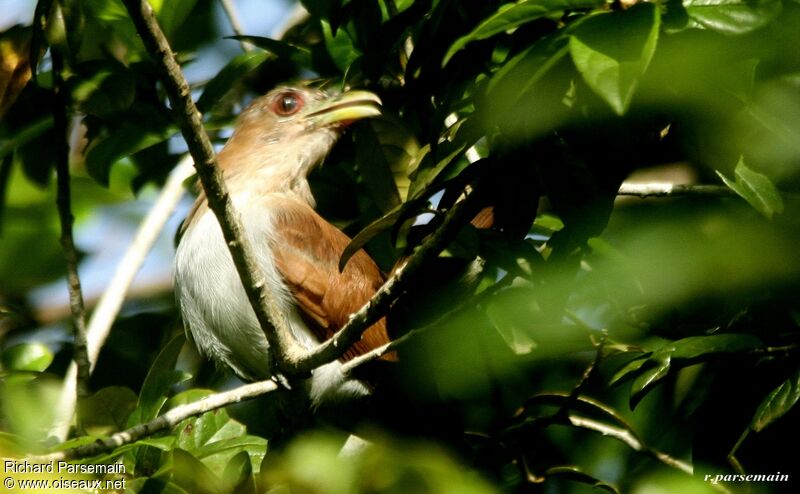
[269,197,392,362]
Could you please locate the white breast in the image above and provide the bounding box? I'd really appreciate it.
[173,195,368,402]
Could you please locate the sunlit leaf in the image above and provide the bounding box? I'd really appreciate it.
[1,342,53,372]
[609,354,649,385]
[0,27,33,121]
[569,4,660,115]
[683,0,782,35]
[168,448,224,494]
[173,410,267,479]
[630,358,671,408]
[444,0,605,66]
[322,19,360,71]
[716,157,784,218]
[666,334,763,359]
[1,375,60,442]
[751,368,800,432]
[222,451,255,494]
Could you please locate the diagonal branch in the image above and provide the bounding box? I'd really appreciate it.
[296,182,486,372]
[616,183,735,198]
[121,0,304,367]
[44,380,278,462]
[51,51,91,404]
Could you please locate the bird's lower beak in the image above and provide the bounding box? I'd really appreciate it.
[307,90,382,128]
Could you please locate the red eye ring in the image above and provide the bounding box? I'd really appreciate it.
[271,91,304,116]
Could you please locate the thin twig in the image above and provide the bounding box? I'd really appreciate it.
[617,183,735,198]
[49,157,195,442]
[121,0,303,368]
[566,415,697,477]
[218,0,251,52]
[44,380,278,461]
[51,51,91,405]
[339,327,416,377]
[554,330,608,421]
[85,157,194,368]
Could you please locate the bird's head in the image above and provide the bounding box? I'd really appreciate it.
[218,85,382,197]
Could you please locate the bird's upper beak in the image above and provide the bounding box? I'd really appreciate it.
[306,90,382,128]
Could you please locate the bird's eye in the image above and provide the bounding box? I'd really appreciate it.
[272,91,303,116]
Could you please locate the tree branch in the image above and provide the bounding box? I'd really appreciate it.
[49,156,195,442]
[565,415,697,477]
[617,182,735,198]
[45,380,278,462]
[296,182,486,373]
[51,51,90,404]
[121,0,304,368]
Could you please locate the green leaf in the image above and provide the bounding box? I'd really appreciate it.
[1,342,53,372]
[354,119,417,213]
[322,19,360,71]
[196,51,269,114]
[666,333,763,359]
[165,388,214,410]
[0,117,52,162]
[70,61,136,118]
[683,0,782,35]
[444,0,605,66]
[569,4,660,115]
[609,354,649,385]
[627,334,763,408]
[716,157,784,218]
[128,333,189,427]
[167,448,224,494]
[222,451,255,494]
[225,36,312,67]
[544,466,620,493]
[630,358,671,408]
[86,122,178,186]
[751,368,800,432]
[339,202,406,272]
[173,407,267,477]
[86,436,176,466]
[153,0,199,38]
[175,410,244,453]
[80,386,138,434]
[407,142,467,200]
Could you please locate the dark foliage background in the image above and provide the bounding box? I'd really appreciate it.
[1,0,799,493]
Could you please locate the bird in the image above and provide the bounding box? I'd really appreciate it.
[174,85,391,404]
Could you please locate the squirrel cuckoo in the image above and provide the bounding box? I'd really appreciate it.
[174,86,389,404]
